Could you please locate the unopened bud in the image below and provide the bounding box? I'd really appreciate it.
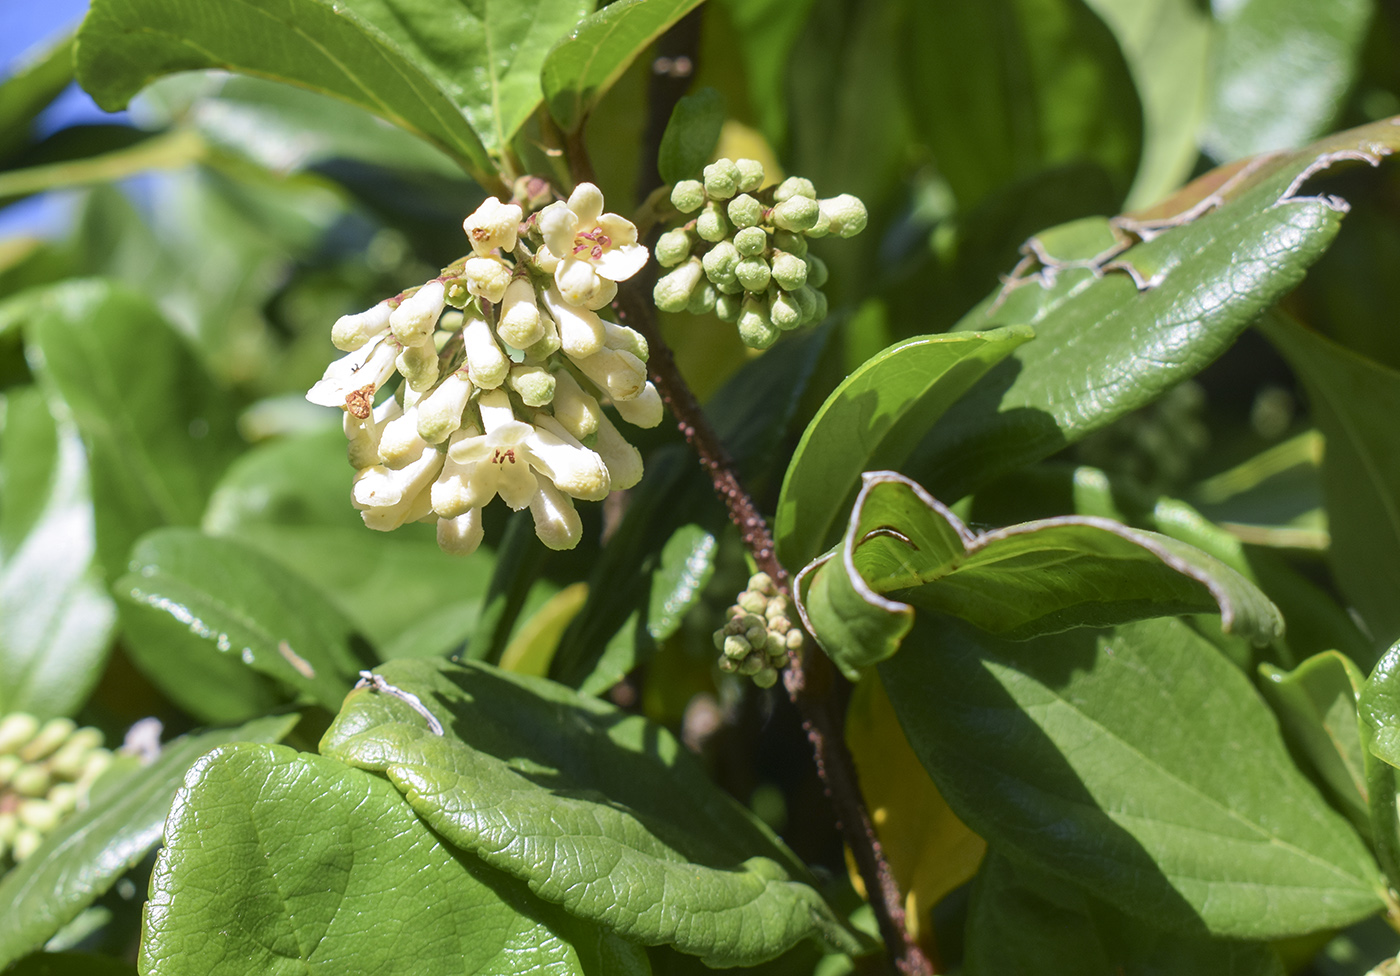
[50,729,102,778]
[739,655,764,676]
[686,280,718,316]
[734,226,767,257]
[0,713,38,754]
[806,255,829,288]
[654,258,704,313]
[702,159,741,200]
[438,509,485,556]
[696,202,730,243]
[0,754,19,785]
[671,180,706,212]
[47,782,79,814]
[724,635,751,660]
[736,257,771,293]
[715,292,742,322]
[791,284,819,323]
[13,827,43,863]
[396,337,440,392]
[417,372,474,443]
[770,251,808,291]
[727,194,763,229]
[774,176,816,202]
[463,197,523,256]
[772,230,808,257]
[734,158,765,193]
[770,291,801,331]
[655,228,692,267]
[820,194,868,238]
[12,764,51,797]
[463,256,512,304]
[497,277,545,349]
[604,322,648,362]
[738,299,778,349]
[462,313,510,389]
[745,625,768,649]
[612,383,664,428]
[786,629,804,650]
[18,798,60,833]
[508,365,556,407]
[551,370,602,439]
[0,812,16,844]
[753,666,778,689]
[19,718,75,763]
[331,303,393,351]
[702,240,741,288]
[772,196,820,232]
[738,591,767,614]
[389,280,446,344]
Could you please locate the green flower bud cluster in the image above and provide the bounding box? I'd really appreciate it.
[656,160,867,349]
[0,714,113,870]
[712,573,804,689]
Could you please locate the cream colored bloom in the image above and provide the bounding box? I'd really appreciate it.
[538,183,649,310]
[306,335,400,417]
[463,197,522,256]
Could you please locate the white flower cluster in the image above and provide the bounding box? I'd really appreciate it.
[307,184,659,554]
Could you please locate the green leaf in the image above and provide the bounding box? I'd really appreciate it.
[1200,0,1372,162]
[1262,311,1400,651]
[1259,652,1370,839]
[467,510,549,664]
[657,87,725,185]
[882,615,1386,938]
[0,387,115,719]
[907,117,1400,502]
[321,658,862,966]
[115,528,369,714]
[0,714,297,969]
[542,0,706,133]
[0,35,75,161]
[775,324,1034,570]
[796,471,1282,678]
[74,0,500,188]
[140,743,647,976]
[342,0,594,153]
[5,952,137,976]
[203,426,498,650]
[25,279,242,579]
[0,130,207,207]
[712,0,815,147]
[966,850,1284,976]
[900,0,1143,210]
[1355,639,1400,891]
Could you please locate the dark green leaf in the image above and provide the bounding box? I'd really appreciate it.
[796,471,1282,678]
[141,743,647,976]
[1259,652,1370,838]
[1355,640,1400,891]
[966,850,1284,976]
[6,952,137,976]
[883,615,1386,938]
[74,0,500,187]
[0,387,115,719]
[657,87,725,185]
[712,0,815,146]
[25,279,242,579]
[467,510,549,664]
[1200,0,1372,162]
[908,117,1400,502]
[0,715,297,969]
[116,528,368,713]
[901,0,1143,210]
[542,0,706,133]
[775,324,1034,570]
[321,658,862,966]
[0,36,75,162]
[1262,311,1400,651]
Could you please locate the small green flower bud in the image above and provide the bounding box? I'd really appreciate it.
[686,280,718,316]
[770,251,808,291]
[751,572,775,594]
[724,635,752,660]
[653,258,704,313]
[767,643,789,664]
[701,240,740,287]
[523,327,562,361]
[604,321,649,361]
[671,180,706,213]
[19,718,75,763]
[715,292,743,322]
[767,616,792,636]
[734,158,765,193]
[738,591,767,614]
[738,613,766,632]
[396,338,440,393]
[19,798,60,833]
[805,255,829,288]
[654,228,692,267]
[727,194,763,230]
[736,257,771,293]
[47,782,79,815]
[774,176,816,202]
[0,713,39,755]
[717,656,737,673]
[0,812,16,843]
[772,196,820,232]
[786,629,805,651]
[738,299,778,349]
[810,288,829,324]
[739,655,764,676]
[703,159,741,200]
[12,763,51,797]
[805,207,832,239]
[0,754,18,785]
[772,230,807,257]
[508,365,556,407]
[733,226,768,257]
[715,277,745,295]
[79,749,113,787]
[745,625,768,649]
[770,291,801,330]
[695,202,731,242]
[12,827,42,863]
[765,596,787,619]
[791,285,819,323]
[820,194,869,238]
[753,666,778,689]
[50,728,103,779]
[713,630,728,652]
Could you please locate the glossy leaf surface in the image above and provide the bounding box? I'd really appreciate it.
[0,715,297,969]
[883,615,1385,938]
[321,658,861,966]
[141,743,646,976]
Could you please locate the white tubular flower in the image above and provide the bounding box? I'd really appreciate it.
[497,276,544,349]
[389,280,446,344]
[344,401,388,470]
[442,390,540,511]
[417,371,474,443]
[378,403,430,469]
[540,286,604,358]
[462,311,510,389]
[463,197,523,256]
[602,321,648,361]
[528,414,611,501]
[613,382,663,428]
[573,346,648,402]
[396,335,439,392]
[431,424,486,518]
[331,302,392,351]
[353,442,444,531]
[594,411,644,490]
[538,183,649,310]
[462,255,512,304]
[437,509,485,555]
[550,369,602,440]
[307,335,400,417]
[529,479,583,551]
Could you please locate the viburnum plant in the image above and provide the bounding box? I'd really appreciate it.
[1,1,1400,975]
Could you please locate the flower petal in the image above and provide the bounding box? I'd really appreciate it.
[592,241,650,283]
[567,182,604,227]
[539,201,579,259]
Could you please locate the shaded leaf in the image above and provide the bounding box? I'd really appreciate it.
[6,952,137,976]
[141,743,647,976]
[883,614,1386,938]
[1355,639,1400,892]
[542,0,706,133]
[0,715,297,969]
[0,35,76,161]
[74,0,499,187]
[1262,311,1400,650]
[0,130,206,207]
[321,658,862,966]
[775,324,1034,570]
[796,471,1282,678]
[713,0,816,147]
[0,387,115,719]
[657,87,725,185]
